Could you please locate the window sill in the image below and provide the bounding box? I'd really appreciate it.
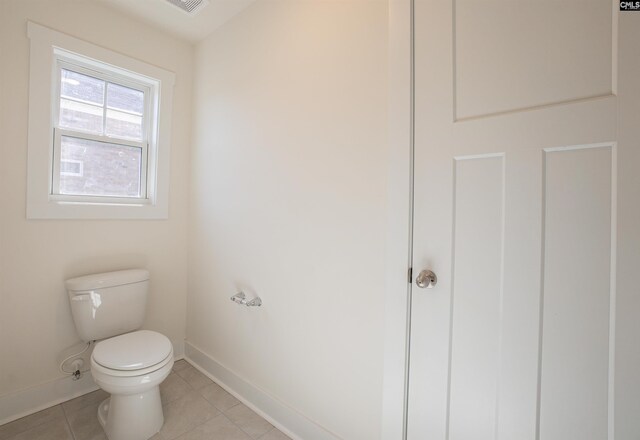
[27,199,168,220]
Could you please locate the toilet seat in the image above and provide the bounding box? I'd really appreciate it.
[92,330,173,377]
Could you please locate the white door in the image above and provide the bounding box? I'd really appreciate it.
[407,1,640,439]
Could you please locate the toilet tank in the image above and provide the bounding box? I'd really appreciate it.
[65,269,150,342]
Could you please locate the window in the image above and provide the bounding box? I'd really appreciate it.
[53,59,150,201]
[26,22,175,219]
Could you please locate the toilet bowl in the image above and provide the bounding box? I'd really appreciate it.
[91,330,174,440]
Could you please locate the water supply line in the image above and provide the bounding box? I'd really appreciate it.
[59,341,92,380]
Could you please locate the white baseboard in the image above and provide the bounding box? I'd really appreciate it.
[184,341,342,440]
[0,372,98,426]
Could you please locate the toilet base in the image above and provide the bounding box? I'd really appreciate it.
[97,386,164,440]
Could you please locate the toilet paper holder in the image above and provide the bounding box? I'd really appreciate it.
[230,291,262,307]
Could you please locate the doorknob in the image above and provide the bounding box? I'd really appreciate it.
[415,269,437,288]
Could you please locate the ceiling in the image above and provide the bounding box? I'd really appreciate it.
[98,0,257,43]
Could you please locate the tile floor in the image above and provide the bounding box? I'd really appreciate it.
[0,360,290,440]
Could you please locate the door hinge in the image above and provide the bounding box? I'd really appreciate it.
[407,267,413,284]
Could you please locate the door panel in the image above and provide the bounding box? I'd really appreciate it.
[407,0,620,439]
[540,145,614,440]
[449,155,504,440]
[454,0,613,119]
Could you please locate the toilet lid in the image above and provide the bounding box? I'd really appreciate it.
[92,330,172,371]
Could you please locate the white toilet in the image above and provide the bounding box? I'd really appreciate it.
[66,269,174,440]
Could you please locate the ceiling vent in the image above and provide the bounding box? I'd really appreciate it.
[164,0,210,15]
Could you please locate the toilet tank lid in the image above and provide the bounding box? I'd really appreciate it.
[65,269,149,292]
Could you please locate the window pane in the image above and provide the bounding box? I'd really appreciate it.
[106,109,143,141]
[58,136,142,198]
[60,69,104,106]
[59,98,104,134]
[107,83,144,115]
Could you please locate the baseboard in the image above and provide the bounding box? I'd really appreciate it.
[184,341,342,440]
[0,372,98,426]
[0,353,185,427]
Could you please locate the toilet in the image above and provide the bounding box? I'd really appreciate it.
[66,269,174,440]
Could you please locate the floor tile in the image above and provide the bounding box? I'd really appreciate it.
[198,382,241,411]
[64,400,106,440]
[224,404,273,439]
[174,365,213,390]
[61,389,109,414]
[9,417,73,440]
[172,359,190,372]
[160,373,193,405]
[174,414,252,440]
[259,428,291,440]
[0,405,66,440]
[159,391,219,440]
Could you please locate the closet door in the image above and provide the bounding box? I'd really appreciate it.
[407,1,638,439]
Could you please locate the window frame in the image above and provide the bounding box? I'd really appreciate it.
[26,22,175,219]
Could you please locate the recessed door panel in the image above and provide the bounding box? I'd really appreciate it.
[449,155,504,440]
[455,0,613,119]
[540,145,614,440]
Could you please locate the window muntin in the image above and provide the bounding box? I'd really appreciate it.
[52,59,150,201]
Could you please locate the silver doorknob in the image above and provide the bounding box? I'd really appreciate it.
[416,269,437,288]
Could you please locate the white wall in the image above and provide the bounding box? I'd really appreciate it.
[188,1,388,439]
[0,0,192,397]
